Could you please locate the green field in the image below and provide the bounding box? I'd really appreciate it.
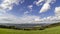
[0,26,60,34]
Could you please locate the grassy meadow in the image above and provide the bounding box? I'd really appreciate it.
[0,26,60,34]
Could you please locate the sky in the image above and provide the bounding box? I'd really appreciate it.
[0,0,60,24]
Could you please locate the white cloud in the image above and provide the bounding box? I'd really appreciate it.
[20,0,24,4]
[33,15,60,23]
[24,11,29,15]
[39,7,60,23]
[39,0,56,13]
[33,0,44,6]
[0,13,17,23]
[49,7,60,23]
[38,7,60,23]
[28,5,33,9]
[0,13,42,24]
[34,17,40,21]
[0,0,21,23]
[46,0,56,4]
[38,16,60,23]
[0,0,24,13]
[18,15,40,24]
[39,3,50,13]
[34,0,56,6]
[0,0,26,24]
[0,0,58,24]
[36,0,44,4]
[28,5,33,12]
[55,7,60,16]
[0,13,60,24]
[33,0,56,13]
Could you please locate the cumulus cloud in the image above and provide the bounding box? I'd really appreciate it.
[50,7,60,23]
[0,0,20,23]
[28,5,33,9]
[38,7,60,23]
[0,13,17,23]
[19,6,60,23]
[34,17,40,21]
[18,15,40,24]
[0,0,58,24]
[33,0,56,13]
[46,0,56,4]
[0,0,24,13]
[39,0,56,13]
[28,5,33,12]
[0,12,41,24]
[0,0,25,23]
[33,0,44,6]
[40,3,50,13]
[38,16,60,23]
[55,7,60,16]
[34,0,56,6]
[36,0,44,5]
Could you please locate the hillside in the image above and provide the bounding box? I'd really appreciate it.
[0,26,60,34]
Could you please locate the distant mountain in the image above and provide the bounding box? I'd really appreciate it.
[0,23,50,28]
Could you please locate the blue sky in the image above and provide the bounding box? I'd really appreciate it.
[0,0,60,24]
[8,0,57,17]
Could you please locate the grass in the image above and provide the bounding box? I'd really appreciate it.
[0,26,60,34]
